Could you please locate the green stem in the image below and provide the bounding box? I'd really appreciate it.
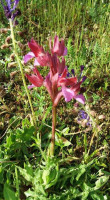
[50,105,57,156]
[9,19,36,125]
[0,97,10,112]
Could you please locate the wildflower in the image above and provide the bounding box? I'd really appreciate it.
[24,36,86,106]
[1,0,21,22]
[24,36,87,155]
[78,110,92,127]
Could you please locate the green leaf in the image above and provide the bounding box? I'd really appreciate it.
[81,183,91,200]
[76,165,86,181]
[81,190,89,200]
[3,183,17,200]
[25,189,36,198]
[18,166,33,182]
[62,127,69,135]
[94,176,109,190]
[91,193,105,200]
[42,164,59,189]
[55,135,72,147]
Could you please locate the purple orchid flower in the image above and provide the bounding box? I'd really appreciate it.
[24,35,87,155]
[1,0,20,21]
[24,36,86,106]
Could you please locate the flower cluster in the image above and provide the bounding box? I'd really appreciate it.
[24,36,86,107]
[78,110,92,127]
[1,0,21,24]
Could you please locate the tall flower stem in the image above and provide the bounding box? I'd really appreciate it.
[50,105,57,156]
[9,19,36,125]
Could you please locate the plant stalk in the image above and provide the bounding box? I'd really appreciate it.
[50,105,57,156]
[9,19,36,126]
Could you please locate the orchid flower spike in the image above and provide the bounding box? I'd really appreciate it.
[24,36,86,106]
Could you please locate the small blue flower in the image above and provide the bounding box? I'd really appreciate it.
[1,0,20,20]
[71,69,75,76]
[80,65,85,72]
[78,110,92,127]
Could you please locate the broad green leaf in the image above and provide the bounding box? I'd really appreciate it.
[56,136,72,147]
[62,127,69,135]
[94,176,109,190]
[25,189,36,198]
[70,187,81,198]
[43,164,59,189]
[81,191,89,200]
[18,167,33,182]
[91,193,105,200]
[81,183,91,200]
[3,183,17,200]
[76,165,86,181]
[35,185,47,196]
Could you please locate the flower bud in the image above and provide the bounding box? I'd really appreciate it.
[0,28,9,34]
[18,30,26,37]
[1,44,9,49]
[8,62,17,68]
[5,36,11,44]
[18,41,26,50]
[10,53,15,61]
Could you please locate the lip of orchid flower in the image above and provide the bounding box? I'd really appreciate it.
[57,68,85,104]
[49,35,67,57]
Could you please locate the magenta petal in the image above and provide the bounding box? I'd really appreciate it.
[53,35,59,53]
[28,38,45,57]
[74,94,85,104]
[54,91,63,106]
[26,74,43,87]
[24,52,35,63]
[62,86,75,102]
[34,59,40,66]
[28,84,36,89]
[63,47,67,56]
[43,73,53,99]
